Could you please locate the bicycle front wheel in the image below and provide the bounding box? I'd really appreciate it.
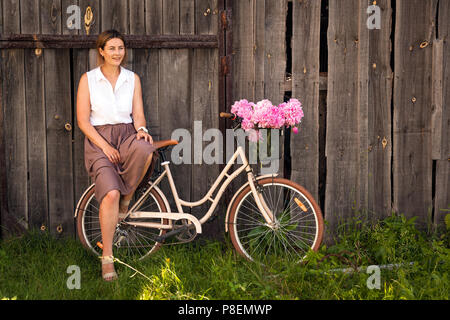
[228,177,323,265]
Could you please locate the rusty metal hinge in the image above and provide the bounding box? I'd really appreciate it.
[220,10,228,30]
[221,55,230,76]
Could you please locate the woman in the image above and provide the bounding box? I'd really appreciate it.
[77,30,156,281]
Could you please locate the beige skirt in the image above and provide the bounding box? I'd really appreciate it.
[84,123,157,203]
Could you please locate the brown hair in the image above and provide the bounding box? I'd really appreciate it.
[96,29,127,66]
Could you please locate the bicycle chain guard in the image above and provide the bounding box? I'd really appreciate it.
[175,219,197,242]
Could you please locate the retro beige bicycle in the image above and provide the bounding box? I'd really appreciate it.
[75,113,324,265]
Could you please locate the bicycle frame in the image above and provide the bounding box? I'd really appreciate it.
[124,145,276,233]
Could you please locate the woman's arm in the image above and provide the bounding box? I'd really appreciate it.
[132,74,153,143]
[77,73,121,164]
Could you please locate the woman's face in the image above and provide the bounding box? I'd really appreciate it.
[99,37,125,67]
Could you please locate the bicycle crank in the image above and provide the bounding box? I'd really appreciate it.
[155,224,196,243]
[175,219,197,242]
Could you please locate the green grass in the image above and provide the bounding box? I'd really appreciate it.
[0,213,448,300]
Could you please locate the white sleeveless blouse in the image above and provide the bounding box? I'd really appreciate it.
[86,66,135,126]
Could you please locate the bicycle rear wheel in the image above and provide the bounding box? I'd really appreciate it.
[75,184,168,260]
[228,177,323,265]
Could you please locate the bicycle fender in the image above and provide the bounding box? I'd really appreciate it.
[151,184,172,214]
[74,183,95,218]
[224,173,278,232]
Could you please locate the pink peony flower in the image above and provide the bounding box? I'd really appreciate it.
[241,118,254,131]
[231,99,255,122]
[266,104,285,128]
[282,98,304,126]
[230,97,304,140]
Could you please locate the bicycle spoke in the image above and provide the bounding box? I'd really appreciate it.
[78,186,166,260]
[230,179,323,265]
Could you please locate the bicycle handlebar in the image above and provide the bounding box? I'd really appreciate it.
[219,112,237,120]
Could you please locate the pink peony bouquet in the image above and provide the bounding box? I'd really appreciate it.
[230,98,304,142]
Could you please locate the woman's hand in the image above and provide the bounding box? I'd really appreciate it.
[102,145,121,164]
[136,130,153,144]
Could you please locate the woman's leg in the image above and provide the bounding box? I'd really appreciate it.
[119,153,153,213]
[99,189,120,277]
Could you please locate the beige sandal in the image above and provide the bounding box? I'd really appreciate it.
[99,255,118,281]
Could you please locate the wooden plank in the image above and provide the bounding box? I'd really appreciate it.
[180,0,195,35]
[195,0,218,35]
[179,0,195,215]
[139,0,162,135]
[325,0,362,237]
[253,0,265,102]
[1,0,28,234]
[264,0,286,105]
[1,49,28,232]
[231,0,254,102]
[62,0,79,35]
[0,0,3,34]
[145,0,163,35]
[177,0,195,218]
[22,2,49,231]
[129,0,145,34]
[434,160,449,229]
[0,39,218,49]
[87,48,98,187]
[0,34,219,49]
[40,0,77,237]
[357,0,370,223]
[159,0,192,213]
[162,0,179,35]
[191,0,221,239]
[191,0,220,239]
[24,49,48,230]
[433,0,450,229]
[72,49,91,214]
[101,0,128,33]
[230,0,254,197]
[159,49,191,213]
[41,0,62,34]
[44,49,74,237]
[393,0,437,228]
[0,42,5,239]
[438,0,450,162]
[79,0,100,35]
[20,0,41,34]
[367,0,393,222]
[291,0,321,204]
[261,0,287,177]
[133,49,161,139]
[2,0,20,34]
[190,48,220,238]
[431,39,444,160]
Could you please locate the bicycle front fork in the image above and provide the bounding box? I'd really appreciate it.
[247,171,277,229]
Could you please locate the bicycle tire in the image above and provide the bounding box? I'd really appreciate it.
[228,177,324,265]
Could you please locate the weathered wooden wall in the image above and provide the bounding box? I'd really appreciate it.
[325,0,394,239]
[0,0,449,242]
[231,0,449,241]
[433,0,450,229]
[0,0,223,238]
